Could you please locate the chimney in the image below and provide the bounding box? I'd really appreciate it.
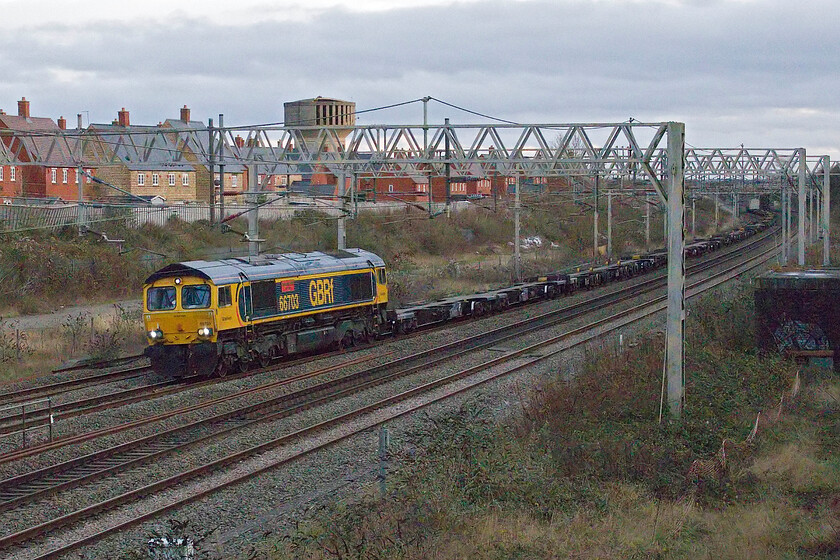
[58,116,67,130]
[180,105,190,123]
[0,110,6,115]
[18,97,30,118]
[117,107,130,127]
[235,135,245,148]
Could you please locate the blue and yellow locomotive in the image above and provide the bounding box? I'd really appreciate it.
[143,249,389,377]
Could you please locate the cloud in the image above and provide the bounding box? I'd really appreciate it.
[0,0,837,157]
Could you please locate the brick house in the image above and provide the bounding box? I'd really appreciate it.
[0,98,94,199]
[86,108,196,202]
[357,175,429,203]
[163,106,246,204]
[232,137,303,197]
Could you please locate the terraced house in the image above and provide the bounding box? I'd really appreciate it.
[162,106,245,204]
[86,108,196,202]
[0,98,95,199]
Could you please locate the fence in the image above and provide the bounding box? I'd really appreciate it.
[0,199,471,232]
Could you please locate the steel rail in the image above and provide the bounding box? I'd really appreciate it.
[0,224,776,464]
[16,240,782,560]
[0,353,382,467]
[0,365,151,408]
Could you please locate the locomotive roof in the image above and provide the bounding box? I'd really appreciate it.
[144,248,386,286]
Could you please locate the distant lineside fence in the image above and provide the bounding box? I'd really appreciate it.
[0,199,470,231]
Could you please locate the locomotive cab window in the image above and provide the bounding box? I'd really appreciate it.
[182,285,211,309]
[148,286,176,311]
[218,286,232,307]
[377,268,387,284]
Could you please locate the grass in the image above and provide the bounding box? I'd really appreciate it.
[0,304,145,383]
[0,192,731,317]
[247,285,840,560]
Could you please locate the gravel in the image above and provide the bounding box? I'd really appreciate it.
[0,241,773,559]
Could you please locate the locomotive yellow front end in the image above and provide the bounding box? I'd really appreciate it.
[143,275,219,377]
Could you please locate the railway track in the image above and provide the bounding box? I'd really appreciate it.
[3,236,782,560]
[0,364,151,409]
[0,225,778,443]
[0,233,780,558]
[0,225,777,463]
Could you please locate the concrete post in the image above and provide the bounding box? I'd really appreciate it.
[337,168,347,250]
[514,174,521,281]
[781,184,788,265]
[208,118,216,225]
[824,156,831,266]
[798,148,806,266]
[247,164,259,258]
[691,196,696,240]
[218,114,225,224]
[665,122,685,419]
[378,426,389,497]
[733,192,738,222]
[593,174,600,261]
[714,192,719,230]
[645,192,650,249]
[810,179,816,243]
[607,190,612,259]
[76,114,85,235]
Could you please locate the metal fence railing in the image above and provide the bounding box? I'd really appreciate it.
[0,199,470,232]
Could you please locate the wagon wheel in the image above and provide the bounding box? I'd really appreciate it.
[215,355,234,378]
[236,357,250,373]
[341,332,355,349]
[258,350,272,368]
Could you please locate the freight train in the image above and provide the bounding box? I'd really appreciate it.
[143,212,774,378]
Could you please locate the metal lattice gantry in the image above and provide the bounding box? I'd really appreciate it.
[679,147,831,266]
[0,120,691,417]
[3,120,832,419]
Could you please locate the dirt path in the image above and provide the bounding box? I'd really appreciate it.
[0,300,142,332]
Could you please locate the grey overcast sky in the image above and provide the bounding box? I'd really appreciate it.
[1,0,837,158]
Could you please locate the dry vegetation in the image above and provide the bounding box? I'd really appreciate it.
[252,286,840,560]
[0,193,715,380]
[0,304,145,382]
[0,192,729,318]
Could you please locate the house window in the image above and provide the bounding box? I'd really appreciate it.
[0,167,3,181]
[10,166,16,181]
[231,176,238,188]
[152,173,159,186]
[280,176,287,186]
[168,173,175,186]
[388,184,394,193]
[86,172,91,184]
[62,169,68,183]
[182,174,189,186]
[51,168,57,184]
[138,173,145,186]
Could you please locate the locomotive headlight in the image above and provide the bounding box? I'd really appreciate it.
[197,326,213,338]
[147,328,164,341]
